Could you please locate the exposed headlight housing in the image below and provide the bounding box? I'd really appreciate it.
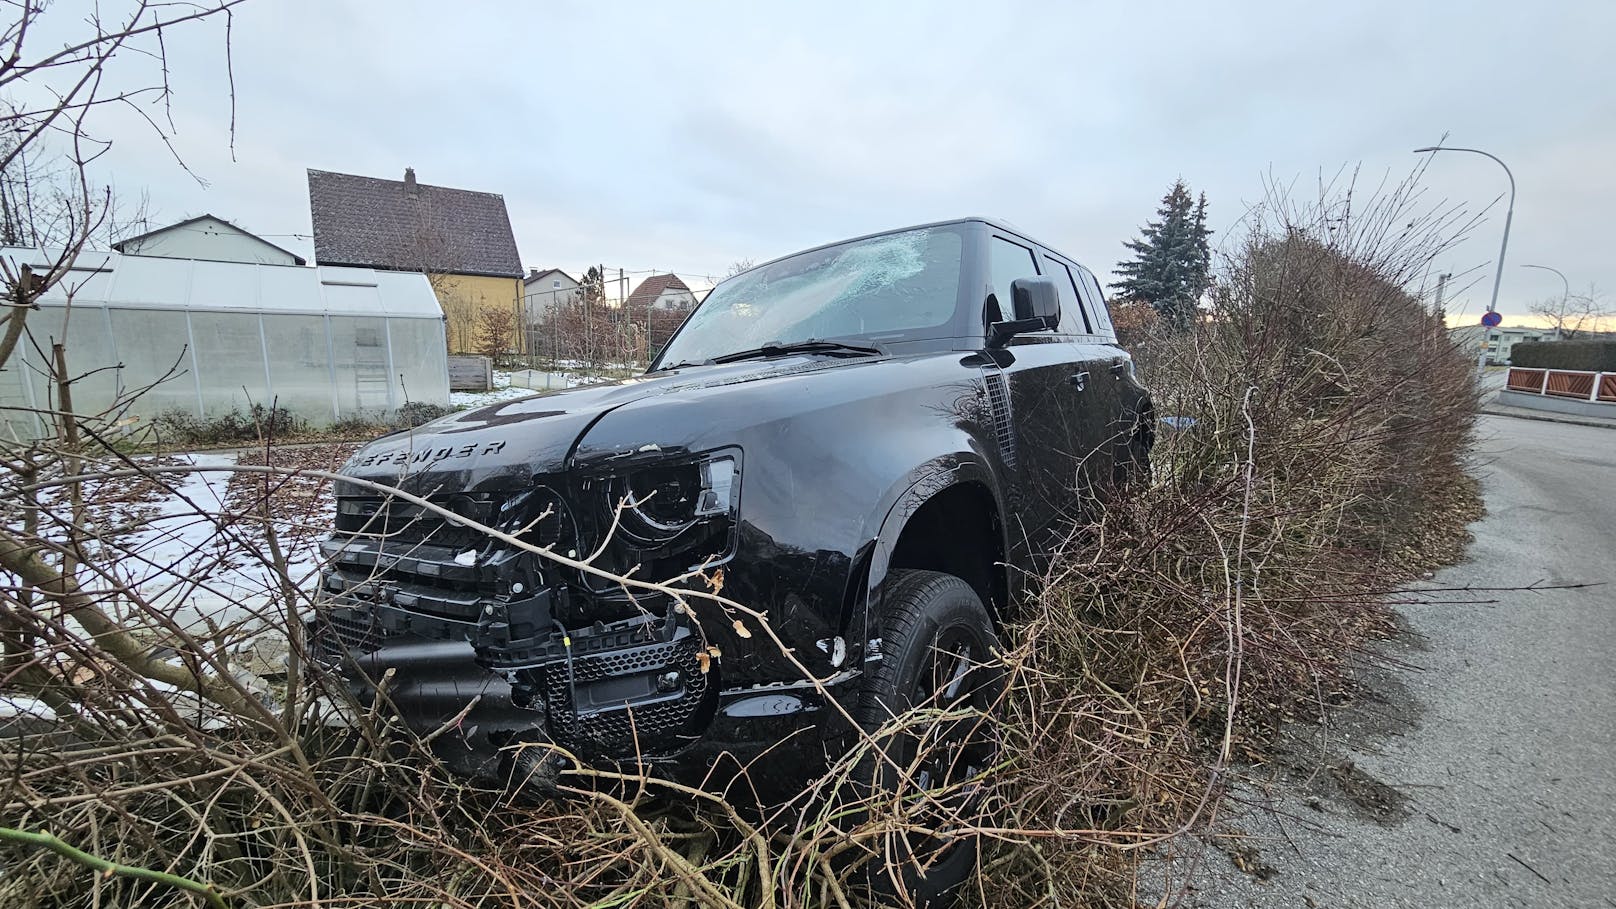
[614,452,740,550]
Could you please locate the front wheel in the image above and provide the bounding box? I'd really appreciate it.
[853,569,1003,906]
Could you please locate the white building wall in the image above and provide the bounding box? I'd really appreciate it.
[1450,325,1547,364]
[118,216,300,266]
[652,288,696,310]
[523,272,581,325]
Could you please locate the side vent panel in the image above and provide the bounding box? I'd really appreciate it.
[983,370,1017,472]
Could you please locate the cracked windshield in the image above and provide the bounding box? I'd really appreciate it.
[656,225,963,365]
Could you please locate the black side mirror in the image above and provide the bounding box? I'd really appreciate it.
[1012,276,1060,325]
[987,276,1060,348]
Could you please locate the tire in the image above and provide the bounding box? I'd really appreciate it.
[853,569,1003,907]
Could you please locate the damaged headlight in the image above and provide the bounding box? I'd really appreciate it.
[616,452,739,548]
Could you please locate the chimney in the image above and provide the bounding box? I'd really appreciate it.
[404,167,418,197]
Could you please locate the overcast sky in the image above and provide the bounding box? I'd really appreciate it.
[29,0,1616,324]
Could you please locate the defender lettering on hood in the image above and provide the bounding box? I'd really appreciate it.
[349,440,508,468]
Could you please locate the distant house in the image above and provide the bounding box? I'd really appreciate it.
[522,268,581,357]
[112,214,306,266]
[624,273,696,312]
[307,167,523,354]
[1449,324,1547,365]
[523,267,580,319]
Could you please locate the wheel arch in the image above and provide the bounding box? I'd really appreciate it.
[860,461,1010,628]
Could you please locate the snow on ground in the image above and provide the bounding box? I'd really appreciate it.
[0,693,56,721]
[110,451,322,640]
[29,447,357,672]
[448,368,621,409]
[449,370,537,408]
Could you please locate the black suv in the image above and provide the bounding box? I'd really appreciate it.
[316,217,1153,804]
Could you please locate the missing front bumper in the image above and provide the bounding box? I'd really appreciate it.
[312,597,714,767]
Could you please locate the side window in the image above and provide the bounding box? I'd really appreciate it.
[988,236,1043,325]
[1042,254,1094,335]
[1075,267,1116,336]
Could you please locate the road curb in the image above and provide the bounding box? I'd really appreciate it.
[1480,405,1616,431]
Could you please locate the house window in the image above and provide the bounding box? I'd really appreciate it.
[553,279,561,289]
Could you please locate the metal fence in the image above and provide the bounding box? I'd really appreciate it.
[1506,367,1616,404]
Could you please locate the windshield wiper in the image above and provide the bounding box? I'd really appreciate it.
[655,360,705,372]
[708,339,885,365]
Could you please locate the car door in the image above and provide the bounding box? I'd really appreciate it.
[980,233,1110,559]
[1041,252,1120,485]
[1071,264,1144,478]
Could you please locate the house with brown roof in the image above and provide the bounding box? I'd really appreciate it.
[624,273,696,313]
[308,167,523,354]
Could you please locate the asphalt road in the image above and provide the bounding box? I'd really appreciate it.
[1156,413,1616,908]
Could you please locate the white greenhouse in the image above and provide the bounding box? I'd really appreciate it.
[0,248,450,439]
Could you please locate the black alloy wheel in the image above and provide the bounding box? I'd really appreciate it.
[853,569,1004,907]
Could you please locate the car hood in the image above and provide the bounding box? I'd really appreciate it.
[337,356,878,494]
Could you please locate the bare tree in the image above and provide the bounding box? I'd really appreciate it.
[1529,283,1613,340]
[0,0,245,744]
[0,125,152,250]
[475,304,517,358]
[0,1,242,364]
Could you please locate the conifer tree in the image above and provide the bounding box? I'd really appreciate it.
[1113,180,1213,331]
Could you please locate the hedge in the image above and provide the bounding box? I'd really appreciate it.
[1508,340,1616,372]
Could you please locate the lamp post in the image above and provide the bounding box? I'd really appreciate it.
[1415,145,1515,375]
[1520,263,1570,341]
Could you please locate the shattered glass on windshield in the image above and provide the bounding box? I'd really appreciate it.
[656,225,964,366]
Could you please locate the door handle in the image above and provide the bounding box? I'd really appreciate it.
[1110,361,1126,378]
[1069,371,1089,391]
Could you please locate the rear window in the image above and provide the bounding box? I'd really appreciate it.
[1075,267,1115,336]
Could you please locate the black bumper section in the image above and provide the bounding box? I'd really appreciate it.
[313,577,862,790]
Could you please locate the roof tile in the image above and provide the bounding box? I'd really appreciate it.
[624,273,692,309]
[307,168,522,278]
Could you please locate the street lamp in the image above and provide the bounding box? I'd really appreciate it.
[1415,145,1515,373]
[1520,263,1569,342]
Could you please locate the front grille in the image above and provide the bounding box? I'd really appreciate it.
[335,493,503,550]
[311,607,391,656]
[328,486,574,592]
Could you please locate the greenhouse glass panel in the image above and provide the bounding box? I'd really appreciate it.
[189,311,270,417]
[0,335,38,439]
[107,308,196,420]
[387,318,450,410]
[2,246,448,434]
[263,314,336,421]
[20,305,120,421]
[328,316,392,418]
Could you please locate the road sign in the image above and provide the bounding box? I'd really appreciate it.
[1481,311,1503,327]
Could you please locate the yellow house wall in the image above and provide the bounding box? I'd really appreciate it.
[433,273,523,355]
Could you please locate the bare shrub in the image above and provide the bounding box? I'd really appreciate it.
[970,171,1481,902]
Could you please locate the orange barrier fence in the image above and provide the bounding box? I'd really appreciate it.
[1506,367,1616,404]
[1506,368,1546,392]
